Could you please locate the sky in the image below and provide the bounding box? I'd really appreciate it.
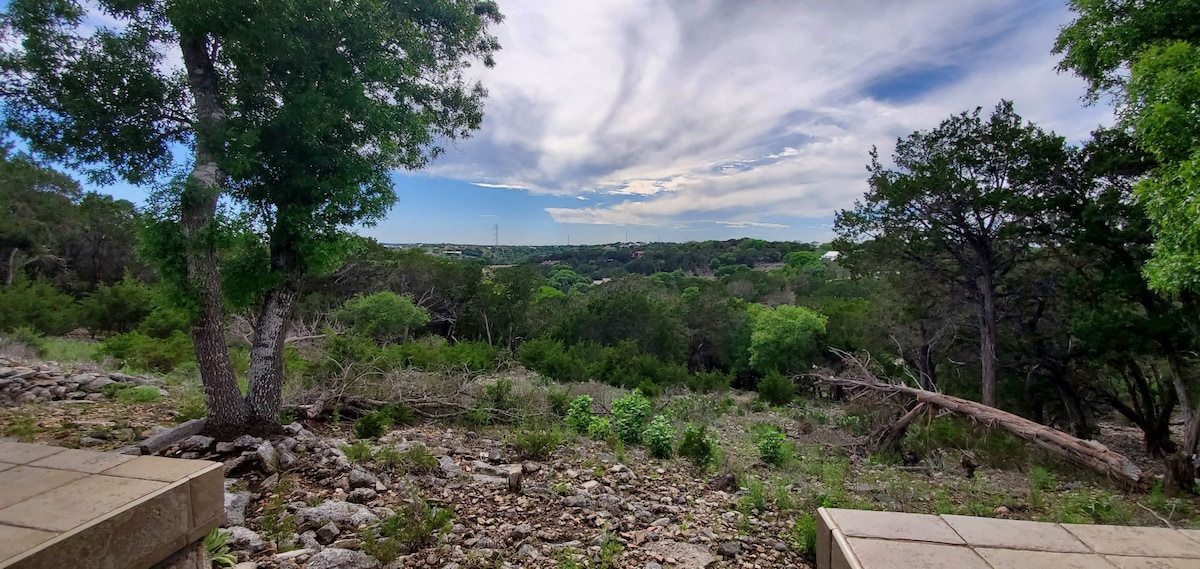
[11,1,1115,246]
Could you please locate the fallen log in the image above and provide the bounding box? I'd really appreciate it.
[811,372,1143,486]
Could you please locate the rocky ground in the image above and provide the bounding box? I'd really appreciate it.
[3,355,1200,569]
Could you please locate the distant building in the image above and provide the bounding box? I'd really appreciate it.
[821,251,841,261]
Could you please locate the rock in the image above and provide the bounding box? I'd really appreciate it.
[82,377,115,393]
[517,543,540,559]
[347,468,378,489]
[707,473,737,492]
[215,441,237,454]
[295,501,379,531]
[509,523,534,541]
[346,488,377,504]
[258,441,280,473]
[274,549,314,561]
[234,434,265,450]
[224,526,265,552]
[304,548,379,569]
[717,541,741,557]
[225,480,251,526]
[140,418,207,455]
[644,541,717,569]
[79,437,105,448]
[651,517,670,528]
[438,456,462,476]
[994,505,1010,516]
[299,530,323,552]
[581,480,600,492]
[521,461,541,474]
[316,522,341,545]
[645,564,663,569]
[234,563,258,569]
[178,434,216,452]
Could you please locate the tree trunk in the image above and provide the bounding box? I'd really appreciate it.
[245,236,303,427]
[1049,375,1092,439]
[917,337,937,391]
[179,34,245,430]
[977,275,1000,407]
[3,247,15,287]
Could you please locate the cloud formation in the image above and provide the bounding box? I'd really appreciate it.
[428,1,1113,231]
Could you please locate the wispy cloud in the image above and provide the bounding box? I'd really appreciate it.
[427,1,1112,231]
[716,220,790,229]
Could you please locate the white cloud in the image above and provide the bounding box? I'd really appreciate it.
[716,221,790,229]
[430,1,1113,229]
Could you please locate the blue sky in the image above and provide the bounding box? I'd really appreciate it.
[8,1,1113,245]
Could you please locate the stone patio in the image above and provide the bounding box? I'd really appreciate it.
[817,507,1200,569]
[0,441,223,569]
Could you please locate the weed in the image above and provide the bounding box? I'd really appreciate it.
[204,529,238,568]
[756,426,788,466]
[342,440,373,463]
[643,415,675,459]
[791,513,817,561]
[355,412,387,440]
[677,424,718,470]
[175,392,207,422]
[260,476,297,551]
[362,497,454,562]
[587,416,612,440]
[511,426,563,460]
[547,386,571,417]
[1028,466,1055,508]
[3,416,37,441]
[482,379,519,417]
[564,395,594,434]
[740,478,768,513]
[391,444,440,475]
[612,389,652,445]
[597,531,623,568]
[756,370,794,406]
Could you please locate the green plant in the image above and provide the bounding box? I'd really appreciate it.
[757,426,788,466]
[643,414,675,459]
[260,476,297,551]
[392,444,440,475]
[342,440,373,463]
[611,389,652,445]
[677,424,718,470]
[5,326,46,356]
[511,426,563,460]
[587,416,612,440]
[791,514,817,561]
[353,405,407,439]
[547,386,571,416]
[597,531,624,569]
[204,528,238,568]
[480,379,520,420]
[362,497,454,562]
[739,477,767,512]
[335,292,430,344]
[96,330,194,373]
[102,384,162,404]
[3,416,37,441]
[564,395,594,434]
[756,370,794,406]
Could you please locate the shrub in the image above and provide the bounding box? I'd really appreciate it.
[444,340,500,372]
[105,384,162,404]
[0,279,78,335]
[355,412,388,440]
[564,395,594,434]
[79,276,153,334]
[546,386,571,417]
[341,440,373,463]
[686,370,732,393]
[757,426,788,466]
[677,424,717,469]
[792,514,817,560]
[481,379,519,416]
[204,529,238,568]
[643,415,675,459]
[375,444,439,475]
[587,416,612,440]
[361,497,454,562]
[137,305,191,339]
[4,326,46,357]
[97,330,194,372]
[335,292,430,344]
[511,426,563,460]
[756,370,794,406]
[611,390,652,445]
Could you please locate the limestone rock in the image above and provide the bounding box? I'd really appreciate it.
[295,501,379,531]
[224,526,266,552]
[304,548,379,569]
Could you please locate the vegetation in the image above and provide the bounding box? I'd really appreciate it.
[643,415,675,459]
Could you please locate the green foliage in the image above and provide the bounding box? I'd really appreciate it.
[336,292,430,344]
[354,412,387,440]
[903,417,1028,469]
[740,477,768,513]
[791,514,818,560]
[103,384,162,404]
[3,327,46,357]
[481,379,519,417]
[0,280,78,335]
[748,304,828,374]
[677,424,717,470]
[204,529,238,568]
[511,426,563,460]
[756,426,788,466]
[587,416,612,440]
[611,390,652,445]
[685,370,733,393]
[756,370,795,406]
[564,395,594,434]
[260,476,298,551]
[643,414,675,459]
[362,498,454,562]
[79,276,152,334]
[341,440,373,463]
[375,444,439,475]
[546,386,571,417]
[3,416,37,441]
[97,331,193,373]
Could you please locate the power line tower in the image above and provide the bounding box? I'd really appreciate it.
[492,224,499,262]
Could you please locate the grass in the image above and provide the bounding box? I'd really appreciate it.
[40,338,101,364]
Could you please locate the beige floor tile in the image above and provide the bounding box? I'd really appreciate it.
[0,523,57,560]
[0,474,167,532]
[0,466,88,510]
[29,448,136,474]
[188,463,225,529]
[0,442,65,465]
[1065,524,1200,558]
[832,530,862,569]
[824,508,964,544]
[1106,556,1200,569]
[0,462,15,473]
[942,515,1091,552]
[100,455,214,482]
[976,548,1117,569]
[1180,530,1200,546]
[846,537,990,569]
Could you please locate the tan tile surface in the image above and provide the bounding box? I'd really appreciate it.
[0,442,65,465]
[817,508,836,569]
[0,474,167,532]
[975,548,1117,569]
[0,466,88,510]
[0,524,56,560]
[832,530,861,569]
[100,455,214,482]
[29,448,136,474]
[1065,524,1200,558]
[1180,530,1200,546]
[942,515,1091,553]
[1106,556,1200,569]
[0,462,15,473]
[846,538,990,569]
[188,462,226,529]
[825,508,965,544]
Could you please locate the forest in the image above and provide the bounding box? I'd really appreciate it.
[0,0,1198,497]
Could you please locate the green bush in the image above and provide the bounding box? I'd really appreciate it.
[643,415,675,459]
[97,330,194,372]
[137,305,192,339]
[511,426,563,460]
[361,497,453,562]
[546,386,571,417]
[757,426,788,466]
[335,291,430,344]
[564,395,594,434]
[686,370,732,393]
[792,514,817,560]
[677,424,717,469]
[103,384,162,404]
[0,279,79,335]
[756,370,794,406]
[375,443,439,474]
[355,412,388,440]
[587,416,612,440]
[341,440,373,463]
[4,326,46,356]
[79,276,153,334]
[611,389,652,445]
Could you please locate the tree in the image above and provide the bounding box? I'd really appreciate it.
[835,101,1070,407]
[2,0,502,431]
[0,145,81,286]
[747,304,827,375]
[336,292,430,345]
